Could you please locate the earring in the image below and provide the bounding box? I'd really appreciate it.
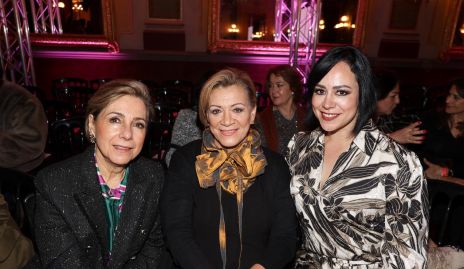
[89,134,96,144]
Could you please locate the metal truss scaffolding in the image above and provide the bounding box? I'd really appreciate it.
[0,0,35,85]
[275,0,321,82]
[29,0,62,34]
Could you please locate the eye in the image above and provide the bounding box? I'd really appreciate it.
[336,90,350,96]
[109,117,121,124]
[233,107,244,113]
[135,122,146,129]
[209,108,221,115]
[314,88,325,95]
[277,83,285,88]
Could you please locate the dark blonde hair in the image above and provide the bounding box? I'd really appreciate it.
[85,79,154,140]
[198,68,257,126]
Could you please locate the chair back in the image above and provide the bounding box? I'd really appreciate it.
[160,80,193,107]
[52,86,94,116]
[142,121,172,161]
[48,116,88,160]
[428,178,464,249]
[154,87,189,110]
[52,77,88,90]
[88,78,112,91]
[256,92,271,112]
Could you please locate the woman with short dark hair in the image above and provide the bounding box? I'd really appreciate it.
[287,46,428,268]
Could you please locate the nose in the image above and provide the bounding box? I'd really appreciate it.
[269,84,278,92]
[445,94,453,104]
[395,95,400,104]
[120,123,133,140]
[322,94,335,109]
[221,110,233,126]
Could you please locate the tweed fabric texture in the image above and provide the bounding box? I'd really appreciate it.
[34,147,165,268]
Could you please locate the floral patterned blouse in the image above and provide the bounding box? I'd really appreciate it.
[286,121,428,269]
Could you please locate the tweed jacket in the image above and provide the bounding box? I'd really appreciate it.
[34,147,165,268]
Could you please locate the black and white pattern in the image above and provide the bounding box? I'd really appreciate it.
[287,121,429,269]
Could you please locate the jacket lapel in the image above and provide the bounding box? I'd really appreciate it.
[110,159,148,264]
[73,148,110,257]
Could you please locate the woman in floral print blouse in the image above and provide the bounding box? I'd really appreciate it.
[286,46,429,269]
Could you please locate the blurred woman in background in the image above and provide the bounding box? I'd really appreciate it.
[256,65,307,155]
[417,78,464,179]
[374,70,426,145]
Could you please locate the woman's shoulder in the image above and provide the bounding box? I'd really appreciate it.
[177,108,198,118]
[177,139,202,154]
[375,129,423,168]
[35,148,94,192]
[131,156,165,178]
[288,130,320,151]
[37,149,90,177]
[169,139,202,165]
[262,147,287,167]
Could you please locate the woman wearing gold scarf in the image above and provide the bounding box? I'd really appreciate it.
[161,68,297,269]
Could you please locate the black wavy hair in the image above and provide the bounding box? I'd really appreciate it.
[306,46,376,134]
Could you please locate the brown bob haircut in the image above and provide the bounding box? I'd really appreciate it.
[84,79,154,141]
[198,68,257,126]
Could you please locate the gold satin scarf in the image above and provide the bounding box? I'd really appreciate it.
[195,128,267,268]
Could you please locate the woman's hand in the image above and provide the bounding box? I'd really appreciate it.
[388,121,426,144]
[250,264,265,269]
[424,158,445,179]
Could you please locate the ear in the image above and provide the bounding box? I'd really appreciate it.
[250,105,257,124]
[88,114,96,136]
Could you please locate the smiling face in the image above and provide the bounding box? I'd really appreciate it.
[269,74,294,108]
[88,95,148,170]
[377,83,400,116]
[207,85,256,151]
[312,61,359,137]
[445,85,464,116]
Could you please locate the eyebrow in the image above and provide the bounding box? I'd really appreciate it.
[315,84,352,90]
[107,112,147,122]
[209,103,247,108]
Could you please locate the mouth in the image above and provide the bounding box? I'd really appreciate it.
[220,129,238,136]
[320,112,339,121]
[113,145,133,151]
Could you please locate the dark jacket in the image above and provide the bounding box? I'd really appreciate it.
[415,112,464,178]
[34,147,165,268]
[161,140,297,269]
